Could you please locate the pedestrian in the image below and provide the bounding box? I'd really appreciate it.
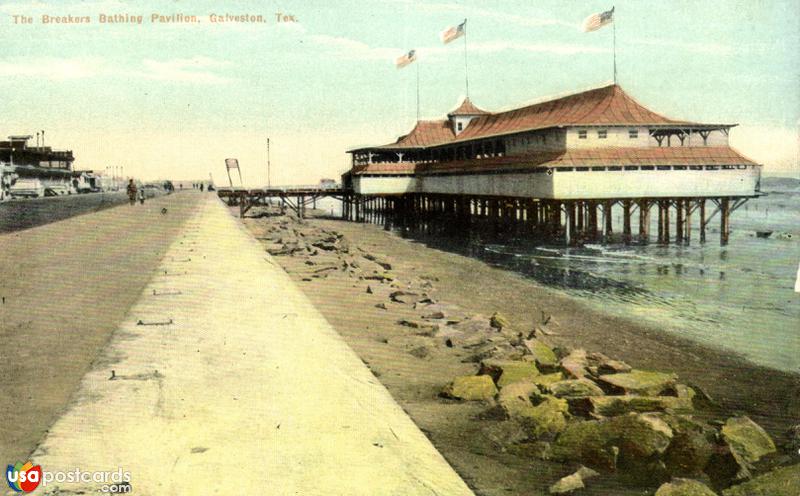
[200,183,204,192]
[126,179,137,206]
[138,186,145,205]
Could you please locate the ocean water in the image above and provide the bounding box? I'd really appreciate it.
[338,188,798,373]
[266,191,800,373]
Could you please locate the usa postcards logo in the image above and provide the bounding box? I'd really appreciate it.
[6,461,42,493]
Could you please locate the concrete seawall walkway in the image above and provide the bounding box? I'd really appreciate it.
[29,195,474,495]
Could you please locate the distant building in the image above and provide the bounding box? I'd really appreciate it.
[345,84,761,199]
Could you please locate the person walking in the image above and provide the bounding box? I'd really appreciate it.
[126,179,137,206]
[138,186,145,205]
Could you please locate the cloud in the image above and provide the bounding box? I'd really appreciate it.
[0,57,101,79]
[138,56,233,84]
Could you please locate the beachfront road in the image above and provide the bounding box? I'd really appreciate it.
[8,194,474,495]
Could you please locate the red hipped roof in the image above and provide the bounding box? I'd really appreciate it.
[356,84,731,151]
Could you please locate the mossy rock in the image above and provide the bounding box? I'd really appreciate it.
[662,415,716,477]
[525,339,559,369]
[479,359,539,388]
[498,382,539,419]
[532,372,565,387]
[721,463,800,496]
[553,413,673,472]
[598,369,677,396]
[590,395,693,417]
[489,311,511,330]
[523,396,570,438]
[441,375,498,401]
[655,478,719,496]
[721,416,776,465]
[548,378,605,398]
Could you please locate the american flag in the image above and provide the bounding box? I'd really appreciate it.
[440,19,466,44]
[395,49,416,69]
[582,7,614,33]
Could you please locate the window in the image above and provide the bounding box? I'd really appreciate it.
[457,122,463,131]
[629,129,639,139]
[578,130,587,139]
[608,166,622,171]
[575,167,589,171]
[598,130,608,139]
[624,166,639,170]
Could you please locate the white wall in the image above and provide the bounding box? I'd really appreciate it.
[506,129,566,154]
[354,175,418,194]
[566,127,651,148]
[419,173,553,198]
[552,166,760,199]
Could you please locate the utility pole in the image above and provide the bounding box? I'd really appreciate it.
[266,137,271,189]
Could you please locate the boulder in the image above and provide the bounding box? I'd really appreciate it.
[721,463,800,496]
[532,372,566,388]
[479,359,539,388]
[598,370,677,396]
[662,415,716,477]
[655,478,718,496]
[482,420,531,450]
[548,379,606,398]
[549,465,601,493]
[721,416,776,465]
[553,413,673,472]
[490,312,511,330]
[560,349,589,379]
[525,339,560,370]
[389,290,417,303]
[589,395,694,417]
[498,382,540,419]
[525,396,570,438]
[441,375,498,401]
[548,473,584,494]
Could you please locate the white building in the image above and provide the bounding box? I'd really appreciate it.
[345,84,761,200]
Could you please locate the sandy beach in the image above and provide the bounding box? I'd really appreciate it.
[242,206,800,495]
[0,192,202,464]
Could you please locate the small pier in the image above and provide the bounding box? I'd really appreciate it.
[218,186,349,219]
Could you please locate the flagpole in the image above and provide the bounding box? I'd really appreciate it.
[463,18,469,98]
[416,58,420,121]
[612,10,617,84]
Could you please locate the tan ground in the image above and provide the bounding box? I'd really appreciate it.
[242,208,800,496]
[0,192,202,464]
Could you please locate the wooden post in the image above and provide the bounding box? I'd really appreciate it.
[675,199,684,244]
[699,199,706,243]
[622,200,632,244]
[639,199,650,244]
[657,201,664,244]
[588,201,598,241]
[567,202,576,246]
[720,197,730,245]
[603,201,613,243]
[684,200,692,244]
[663,200,670,244]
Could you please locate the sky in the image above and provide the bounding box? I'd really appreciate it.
[1,0,798,185]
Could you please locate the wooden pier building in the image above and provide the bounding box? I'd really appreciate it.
[342,84,761,245]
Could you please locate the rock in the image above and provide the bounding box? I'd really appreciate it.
[655,478,718,496]
[397,319,440,335]
[662,415,716,477]
[311,240,337,251]
[548,379,606,398]
[706,443,752,488]
[408,346,431,359]
[589,395,694,417]
[498,382,540,418]
[560,349,589,379]
[482,420,530,449]
[366,285,373,294]
[549,472,584,494]
[525,339,559,370]
[423,311,446,320]
[596,358,632,375]
[548,465,601,494]
[721,463,800,496]
[553,413,673,471]
[784,424,800,453]
[490,312,511,330]
[721,416,776,465]
[479,359,540,388]
[532,372,566,387]
[597,370,677,396]
[526,396,571,438]
[362,252,392,270]
[375,303,387,310]
[441,375,498,401]
[389,290,418,303]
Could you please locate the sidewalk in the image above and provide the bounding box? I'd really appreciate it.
[29,195,474,495]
